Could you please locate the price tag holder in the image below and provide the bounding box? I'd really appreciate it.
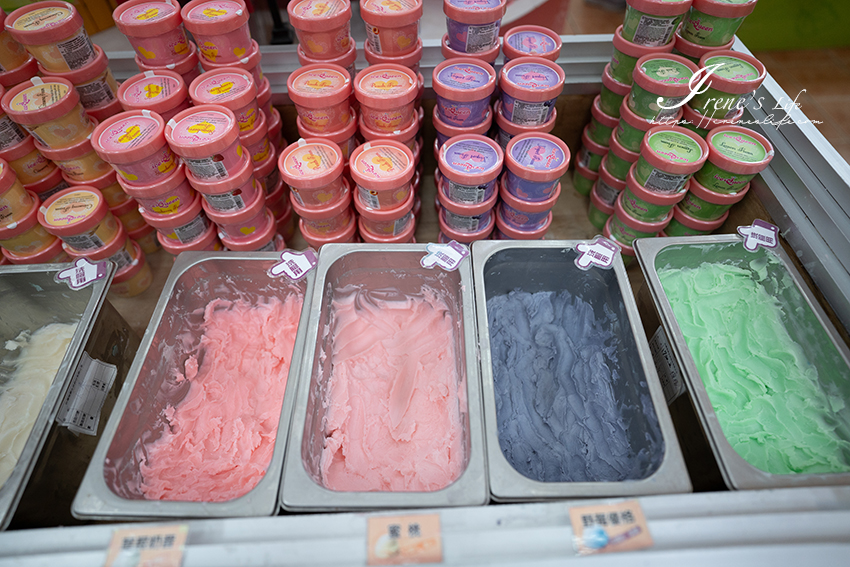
[367,513,442,565]
[420,241,469,271]
[103,524,188,567]
[55,258,109,291]
[569,500,652,556]
[268,249,319,281]
[574,237,620,271]
[737,219,779,252]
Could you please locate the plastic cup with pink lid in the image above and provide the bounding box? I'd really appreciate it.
[254,148,279,192]
[572,159,598,197]
[202,178,271,237]
[498,177,560,231]
[349,139,415,211]
[679,102,742,138]
[596,155,627,206]
[109,196,147,233]
[438,204,494,243]
[5,1,96,72]
[361,0,422,57]
[187,152,259,213]
[621,162,689,222]
[354,64,419,133]
[434,103,492,149]
[300,39,357,87]
[672,26,733,65]
[693,125,773,194]
[279,138,346,208]
[0,135,56,185]
[622,0,691,47]
[0,157,32,225]
[359,214,415,243]
[600,63,631,118]
[617,96,682,153]
[300,211,358,247]
[0,191,56,253]
[441,33,500,65]
[634,124,708,193]
[220,210,283,252]
[609,24,674,86]
[256,75,272,121]
[157,218,221,254]
[127,222,161,255]
[360,107,418,151]
[181,0,251,65]
[91,109,177,185]
[29,166,69,202]
[680,0,758,47]
[3,233,68,264]
[0,8,30,74]
[287,63,352,134]
[189,67,259,134]
[603,217,637,265]
[34,126,112,182]
[588,183,615,231]
[118,70,190,123]
[492,99,555,152]
[135,40,202,87]
[294,178,354,234]
[164,104,242,180]
[287,0,352,60]
[0,84,26,152]
[355,182,414,238]
[499,57,565,127]
[663,203,729,236]
[588,95,620,147]
[690,50,766,118]
[494,203,551,240]
[433,58,496,128]
[2,76,93,149]
[113,0,189,66]
[140,189,210,243]
[504,132,570,202]
[443,0,506,54]
[64,167,125,206]
[201,38,264,86]
[0,55,37,89]
[364,37,421,75]
[502,25,562,62]
[608,191,671,245]
[297,109,358,160]
[38,45,118,111]
[629,53,699,121]
[37,186,121,251]
[241,110,271,164]
[438,133,503,205]
[438,174,497,234]
[119,162,195,216]
[679,175,748,221]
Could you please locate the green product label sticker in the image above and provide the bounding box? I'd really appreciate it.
[647,131,703,164]
[710,131,768,163]
[705,56,759,82]
[641,58,693,85]
[715,0,753,4]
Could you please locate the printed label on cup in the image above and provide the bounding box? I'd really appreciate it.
[420,241,469,271]
[574,237,620,270]
[269,249,318,281]
[55,258,108,290]
[737,219,779,252]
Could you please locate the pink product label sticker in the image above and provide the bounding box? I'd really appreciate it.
[269,249,318,280]
[292,69,348,94]
[359,69,415,96]
[506,31,556,55]
[362,0,418,15]
[120,2,178,24]
[575,237,621,270]
[283,142,339,178]
[737,219,779,252]
[444,139,500,175]
[187,1,243,23]
[505,63,560,90]
[420,241,469,271]
[125,75,183,104]
[290,0,346,20]
[436,63,491,89]
[97,116,159,151]
[353,145,409,179]
[447,0,502,9]
[194,72,251,103]
[170,110,232,144]
[509,137,566,171]
[55,258,109,290]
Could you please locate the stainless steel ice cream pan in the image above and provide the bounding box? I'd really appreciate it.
[73,252,314,521]
[0,262,120,530]
[471,241,690,501]
[281,244,488,511]
[636,235,850,490]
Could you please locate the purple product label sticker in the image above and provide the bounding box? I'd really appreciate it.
[55,258,108,290]
[447,0,503,9]
[421,241,469,271]
[737,219,779,252]
[510,137,566,171]
[505,63,560,90]
[269,249,318,281]
[507,31,556,55]
[437,63,491,90]
[574,237,621,270]
[444,139,500,175]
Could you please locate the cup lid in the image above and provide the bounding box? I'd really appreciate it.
[494,203,550,239]
[66,167,115,190]
[609,126,640,161]
[287,63,352,108]
[640,125,709,175]
[189,67,257,112]
[626,0,691,17]
[602,63,631,96]
[503,25,562,61]
[692,0,758,18]
[181,0,249,35]
[439,205,495,241]
[493,99,555,136]
[37,44,109,85]
[301,213,357,246]
[113,0,183,38]
[358,213,415,243]
[349,139,415,191]
[158,215,217,251]
[705,125,774,175]
[441,33,500,63]
[298,37,357,68]
[220,210,278,250]
[1,76,81,126]
[118,70,188,115]
[619,95,681,132]
[33,118,98,161]
[38,186,109,237]
[688,174,750,204]
[673,27,734,60]
[591,94,620,128]
[697,50,767,95]
[581,125,610,157]
[500,177,561,213]
[505,132,570,183]
[164,104,239,159]
[139,189,203,228]
[118,161,189,199]
[590,182,615,216]
[3,231,64,263]
[626,162,690,205]
[287,0,352,32]
[297,108,357,143]
[633,53,699,98]
[201,39,261,73]
[292,178,352,220]
[438,134,503,186]
[186,151,253,194]
[432,58,496,102]
[599,155,627,191]
[439,175,498,215]
[0,133,38,162]
[433,104,493,138]
[0,190,42,239]
[136,40,199,75]
[364,38,422,68]
[499,56,565,102]
[672,202,729,230]
[0,56,38,89]
[603,216,636,257]
[278,138,345,190]
[355,181,413,220]
[359,107,418,144]
[361,0,422,27]
[613,189,673,231]
[354,64,418,109]
[202,176,266,224]
[6,1,84,45]
[443,0,506,25]
[92,109,167,164]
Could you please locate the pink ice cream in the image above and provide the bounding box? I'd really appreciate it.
[139,295,303,502]
[318,285,466,492]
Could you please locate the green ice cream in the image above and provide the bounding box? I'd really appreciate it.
[658,254,850,475]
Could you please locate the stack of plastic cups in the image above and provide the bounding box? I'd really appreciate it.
[118,70,191,123]
[629,53,699,122]
[350,140,416,244]
[502,25,562,63]
[587,94,620,148]
[685,50,765,127]
[280,138,354,247]
[497,133,568,240]
[33,121,114,185]
[608,25,675,87]
[437,134,502,243]
[37,45,121,123]
[0,8,32,89]
[673,27,733,65]
[361,0,423,68]
[588,155,627,229]
[442,0,506,65]
[181,0,251,62]
[679,0,758,48]
[0,157,67,264]
[622,0,692,49]
[5,2,96,73]
[1,76,100,210]
[498,56,564,132]
[432,57,496,152]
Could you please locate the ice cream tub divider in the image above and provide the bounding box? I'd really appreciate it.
[470,240,690,500]
[73,251,316,520]
[0,261,139,530]
[281,244,488,511]
[635,235,850,490]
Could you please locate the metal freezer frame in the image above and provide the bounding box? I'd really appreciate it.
[471,240,691,501]
[635,234,850,490]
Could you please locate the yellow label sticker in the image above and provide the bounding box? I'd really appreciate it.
[136,7,160,20]
[12,7,71,31]
[103,524,188,567]
[144,84,163,98]
[208,81,234,95]
[202,7,228,17]
[569,500,653,556]
[118,125,141,143]
[187,121,217,135]
[367,514,442,566]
